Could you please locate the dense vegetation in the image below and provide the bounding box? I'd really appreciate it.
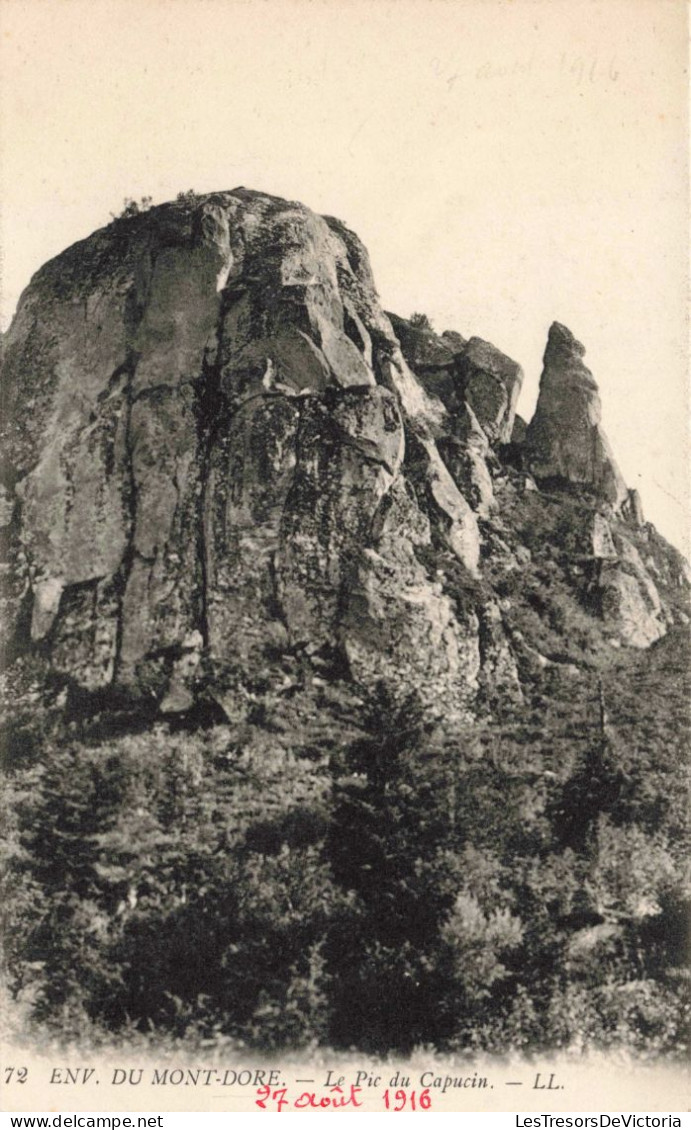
[2,622,689,1057]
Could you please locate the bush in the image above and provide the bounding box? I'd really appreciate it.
[409,311,434,331]
[176,189,199,206]
[110,196,153,222]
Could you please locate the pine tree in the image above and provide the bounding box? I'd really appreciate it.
[325,686,467,1051]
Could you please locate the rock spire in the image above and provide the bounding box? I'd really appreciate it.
[525,321,628,506]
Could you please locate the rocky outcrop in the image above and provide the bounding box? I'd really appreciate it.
[389,316,522,518]
[1,192,688,728]
[600,558,666,648]
[387,312,460,372]
[577,516,667,648]
[525,322,628,506]
[438,403,495,517]
[511,413,527,445]
[588,513,618,561]
[341,479,482,720]
[455,337,523,444]
[393,322,523,448]
[0,190,485,717]
[621,488,644,528]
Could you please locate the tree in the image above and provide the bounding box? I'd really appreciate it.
[325,686,505,1051]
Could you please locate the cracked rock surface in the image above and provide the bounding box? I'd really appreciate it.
[1,190,688,724]
[1,191,483,716]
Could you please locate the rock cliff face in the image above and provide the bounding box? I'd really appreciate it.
[1,190,688,730]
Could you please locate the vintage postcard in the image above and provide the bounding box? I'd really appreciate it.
[0,0,688,1117]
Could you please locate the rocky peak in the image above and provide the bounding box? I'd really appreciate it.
[544,320,588,365]
[525,321,628,506]
[0,189,485,720]
[0,194,688,735]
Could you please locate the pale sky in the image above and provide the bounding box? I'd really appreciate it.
[1,0,688,555]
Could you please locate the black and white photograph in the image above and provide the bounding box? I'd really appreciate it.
[0,0,688,1115]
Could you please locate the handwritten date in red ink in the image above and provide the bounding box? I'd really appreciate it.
[384,1088,432,1111]
[255,1085,432,1111]
[256,1085,362,1111]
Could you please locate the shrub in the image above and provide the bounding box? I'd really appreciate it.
[176,189,199,206]
[110,195,153,222]
[409,311,434,331]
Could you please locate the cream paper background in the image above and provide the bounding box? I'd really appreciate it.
[0,0,689,1115]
